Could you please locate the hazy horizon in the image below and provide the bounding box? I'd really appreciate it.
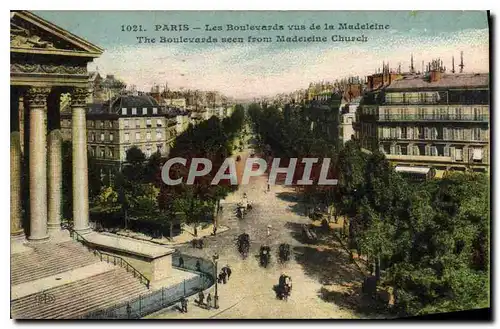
[34,11,490,99]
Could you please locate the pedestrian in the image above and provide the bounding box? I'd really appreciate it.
[212,225,217,236]
[126,303,132,318]
[180,297,188,313]
[221,270,227,284]
[267,183,270,192]
[198,290,205,306]
[206,293,212,309]
[179,256,184,268]
[225,265,232,280]
[196,260,201,272]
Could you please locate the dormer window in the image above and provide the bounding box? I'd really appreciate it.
[152,107,158,114]
[122,108,127,115]
[143,108,148,115]
[132,108,137,115]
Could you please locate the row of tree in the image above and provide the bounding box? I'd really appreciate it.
[248,102,490,316]
[90,104,246,237]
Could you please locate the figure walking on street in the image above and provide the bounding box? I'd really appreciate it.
[206,293,212,309]
[180,297,188,313]
[196,260,201,272]
[198,290,205,306]
[179,256,184,268]
[225,265,232,280]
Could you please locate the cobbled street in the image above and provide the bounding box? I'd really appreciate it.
[150,143,366,319]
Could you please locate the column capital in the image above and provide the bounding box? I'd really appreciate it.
[26,87,51,109]
[70,88,90,107]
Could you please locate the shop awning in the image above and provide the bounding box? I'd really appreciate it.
[395,166,431,175]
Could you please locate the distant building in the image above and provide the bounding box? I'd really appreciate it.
[164,98,187,109]
[357,65,489,175]
[339,96,361,144]
[61,94,177,182]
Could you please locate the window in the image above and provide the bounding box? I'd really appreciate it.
[90,146,96,157]
[100,148,105,158]
[100,133,105,141]
[455,148,463,161]
[146,132,151,140]
[146,119,152,128]
[395,145,402,155]
[443,127,449,140]
[382,127,390,139]
[431,127,438,140]
[109,148,114,158]
[444,146,450,157]
[473,147,483,161]
[100,121,104,128]
[454,128,462,141]
[346,117,353,124]
[153,107,158,114]
[132,108,137,115]
[125,133,130,142]
[135,132,141,140]
[122,108,127,115]
[431,146,438,156]
[156,131,162,140]
[396,127,402,139]
[390,128,396,139]
[124,119,129,128]
[157,119,162,127]
[91,133,96,141]
[472,128,481,141]
[136,119,140,128]
[109,121,113,128]
[110,133,114,141]
[407,127,414,139]
[143,108,148,115]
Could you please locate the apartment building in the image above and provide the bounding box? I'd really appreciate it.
[357,67,489,175]
[61,94,177,181]
[339,96,361,144]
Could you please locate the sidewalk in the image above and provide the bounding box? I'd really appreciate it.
[114,223,230,247]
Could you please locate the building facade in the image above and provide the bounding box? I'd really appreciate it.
[339,97,361,145]
[357,69,489,174]
[61,95,177,181]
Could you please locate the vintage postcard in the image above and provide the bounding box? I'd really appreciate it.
[10,10,490,320]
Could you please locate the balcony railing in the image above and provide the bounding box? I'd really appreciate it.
[378,114,489,122]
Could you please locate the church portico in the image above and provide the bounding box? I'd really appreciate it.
[10,10,104,241]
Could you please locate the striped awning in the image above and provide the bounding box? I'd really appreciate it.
[395,166,431,175]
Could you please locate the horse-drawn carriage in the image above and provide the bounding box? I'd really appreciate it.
[278,243,291,263]
[275,274,292,300]
[236,233,250,258]
[302,224,318,243]
[259,245,271,268]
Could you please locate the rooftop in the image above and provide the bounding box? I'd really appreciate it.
[386,73,489,90]
[111,95,160,111]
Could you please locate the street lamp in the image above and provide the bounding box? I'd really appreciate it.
[212,253,219,309]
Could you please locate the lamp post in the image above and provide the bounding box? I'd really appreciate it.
[212,253,219,309]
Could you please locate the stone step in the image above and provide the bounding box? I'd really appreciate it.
[11,241,99,285]
[12,268,148,319]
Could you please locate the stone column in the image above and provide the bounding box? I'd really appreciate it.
[71,88,91,234]
[27,87,51,241]
[47,130,62,234]
[11,132,24,238]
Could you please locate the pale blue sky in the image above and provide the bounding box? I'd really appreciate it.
[34,11,490,98]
